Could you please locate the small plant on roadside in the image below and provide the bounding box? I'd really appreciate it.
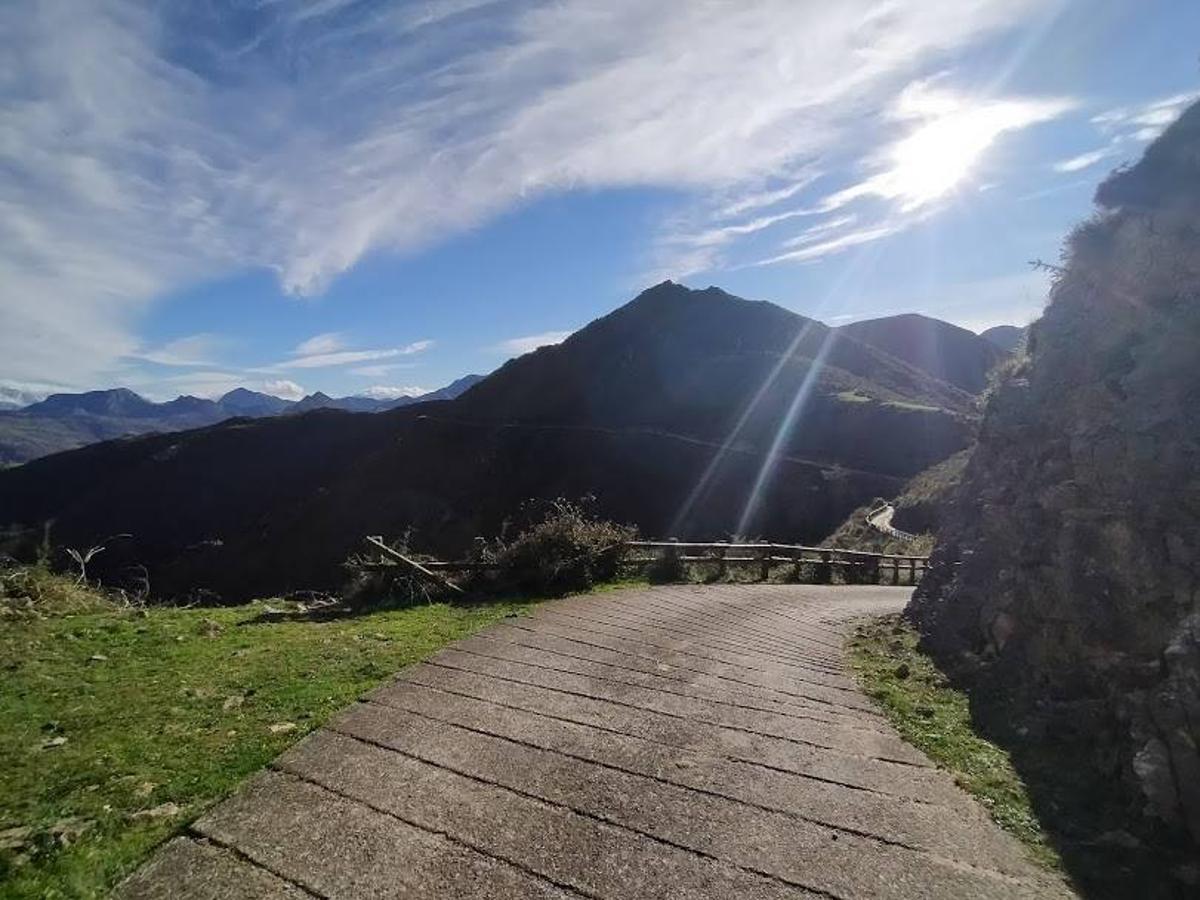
[0,559,116,620]
[342,528,441,608]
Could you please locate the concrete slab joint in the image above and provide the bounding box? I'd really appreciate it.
[117,584,1076,900]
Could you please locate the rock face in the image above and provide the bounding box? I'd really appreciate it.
[908,101,1200,858]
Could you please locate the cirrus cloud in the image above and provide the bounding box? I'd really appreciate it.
[359,385,431,401]
[3,0,1061,392]
[493,331,574,356]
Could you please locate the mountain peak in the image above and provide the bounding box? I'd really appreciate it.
[839,314,1006,394]
[218,388,293,417]
[24,388,157,418]
[979,325,1025,353]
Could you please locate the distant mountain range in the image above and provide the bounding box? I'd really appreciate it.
[0,282,1014,600]
[0,375,484,466]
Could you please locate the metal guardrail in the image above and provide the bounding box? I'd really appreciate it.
[625,540,927,585]
[356,538,929,587]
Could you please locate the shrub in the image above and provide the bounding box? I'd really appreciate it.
[0,559,116,619]
[479,498,636,596]
[342,528,442,609]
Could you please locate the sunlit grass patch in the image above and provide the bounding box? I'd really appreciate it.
[847,614,1062,872]
[0,577,533,898]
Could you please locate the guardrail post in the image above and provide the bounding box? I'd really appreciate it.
[817,550,832,584]
[716,545,727,580]
[790,548,802,583]
[907,557,917,586]
[891,556,901,585]
[759,547,771,582]
[665,537,680,577]
[861,554,879,585]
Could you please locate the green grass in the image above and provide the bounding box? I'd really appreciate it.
[847,615,1062,872]
[0,571,534,898]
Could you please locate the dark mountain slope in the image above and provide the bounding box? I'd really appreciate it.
[839,313,1007,394]
[0,282,975,600]
[456,283,974,474]
[979,324,1024,353]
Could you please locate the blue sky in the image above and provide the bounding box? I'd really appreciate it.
[1,0,1197,403]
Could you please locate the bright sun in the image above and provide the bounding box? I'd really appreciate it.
[887,112,999,208]
[878,95,1074,211]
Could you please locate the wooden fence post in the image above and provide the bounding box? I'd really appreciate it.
[759,546,771,582]
[818,550,832,584]
[791,548,803,583]
[907,557,917,585]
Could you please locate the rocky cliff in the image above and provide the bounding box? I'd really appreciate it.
[907,101,1200,890]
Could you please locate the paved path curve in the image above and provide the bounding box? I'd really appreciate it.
[866,504,917,542]
[118,584,1073,900]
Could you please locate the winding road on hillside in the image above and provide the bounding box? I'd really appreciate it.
[118,585,1072,900]
[866,503,918,542]
[414,414,912,485]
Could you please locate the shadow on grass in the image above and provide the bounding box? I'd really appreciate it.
[962,688,1196,900]
[236,576,657,627]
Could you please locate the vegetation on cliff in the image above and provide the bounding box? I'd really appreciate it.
[908,99,1200,896]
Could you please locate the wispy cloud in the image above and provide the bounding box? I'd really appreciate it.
[2,0,1052,388]
[712,169,823,219]
[262,339,433,372]
[753,222,906,267]
[349,362,421,378]
[0,383,60,407]
[263,379,307,401]
[493,331,573,356]
[1052,149,1112,173]
[780,215,859,249]
[1091,91,1200,141]
[359,385,430,401]
[735,81,1072,268]
[294,332,347,356]
[670,207,818,250]
[1044,90,1199,184]
[133,333,230,368]
[813,83,1074,215]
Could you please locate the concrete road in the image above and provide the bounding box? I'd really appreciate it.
[118,584,1073,899]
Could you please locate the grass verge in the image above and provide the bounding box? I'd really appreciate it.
[847,614,1062,872]
[1,569,534,898]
